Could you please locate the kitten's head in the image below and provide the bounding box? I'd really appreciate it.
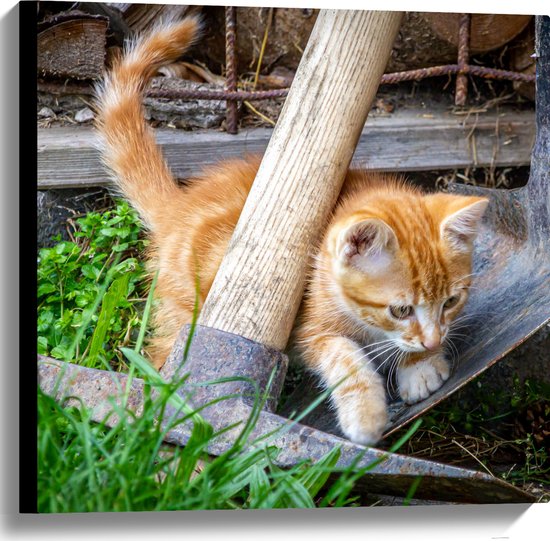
[327,189,488,353]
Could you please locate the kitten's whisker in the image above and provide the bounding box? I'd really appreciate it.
[358,340,398,357]
[368,346,401,374]
[450,313,495,327]
[362,345,398,367]
[454,307,500,317]
[449,319,494,333]
[389,350,408,396]
[361,344,397,358]
[446,331,470,340]
[386,350,403,395]
[445,338,459,373]
[448,272,481,289]
[361,339,396,351]
[360,345,402,385]
[335,344,397,384]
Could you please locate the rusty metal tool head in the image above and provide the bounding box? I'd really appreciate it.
[39,324,534,504]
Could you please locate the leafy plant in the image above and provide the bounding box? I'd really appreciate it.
[37,201,148,369]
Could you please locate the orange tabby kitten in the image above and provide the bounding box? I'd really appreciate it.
[95,18,488,445]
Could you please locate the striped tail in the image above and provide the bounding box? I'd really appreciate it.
[94,17,202,229]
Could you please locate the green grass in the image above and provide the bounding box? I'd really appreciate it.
[37,201,422,512]
[38,352,421,512]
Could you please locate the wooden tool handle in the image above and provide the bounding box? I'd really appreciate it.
[199,10,404,349]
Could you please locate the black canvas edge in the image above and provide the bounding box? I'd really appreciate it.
[20,0,38,514]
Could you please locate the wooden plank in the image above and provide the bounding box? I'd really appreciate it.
[37,105,535,189]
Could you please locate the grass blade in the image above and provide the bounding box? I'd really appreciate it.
[86,274,130,368]
[133,270,158,354]
[66,253,122,362]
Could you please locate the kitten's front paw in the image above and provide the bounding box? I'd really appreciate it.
[338,397,388,446]
[398,356,450,404]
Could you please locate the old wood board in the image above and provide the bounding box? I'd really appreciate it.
[37,105,535,189]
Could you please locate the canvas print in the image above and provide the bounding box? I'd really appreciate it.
[36,2,550,512]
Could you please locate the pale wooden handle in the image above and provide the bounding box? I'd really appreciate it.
[199,10,404,349]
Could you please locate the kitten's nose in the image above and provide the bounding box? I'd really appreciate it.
[421,330,441,351]
[421,339,441,351]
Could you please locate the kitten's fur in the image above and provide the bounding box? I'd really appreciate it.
[95,18,488,446]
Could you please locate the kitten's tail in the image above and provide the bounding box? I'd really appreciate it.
[94,17,202,229]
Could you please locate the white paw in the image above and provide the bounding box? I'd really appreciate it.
[341,419,386,446]
[337,395,388,446]
[398,356,450,404]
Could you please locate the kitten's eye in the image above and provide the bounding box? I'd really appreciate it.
[444,295,460,310]
[389,305,414,319]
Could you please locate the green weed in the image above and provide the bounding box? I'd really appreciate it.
[37,201,148,369]
[386,374,550,499]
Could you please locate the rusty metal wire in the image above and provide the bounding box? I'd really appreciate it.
[143,65,535,104]
[147,87,290,101]
[379,64,536,85]
[224,6,238,134]
[455,13,471,106]
[462,65,536,83]
[38,63,534,101]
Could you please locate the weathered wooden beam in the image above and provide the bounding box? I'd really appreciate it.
[37,105,535,190]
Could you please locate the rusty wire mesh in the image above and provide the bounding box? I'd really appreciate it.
[36,8,537,133]
[156,8,536,134]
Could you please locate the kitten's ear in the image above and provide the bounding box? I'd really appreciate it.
[440,197,489,250]
[337,219,398,271]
